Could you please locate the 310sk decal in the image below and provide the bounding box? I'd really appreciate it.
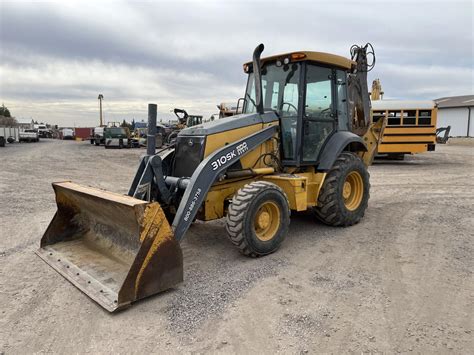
[211,142,248,171]
[183,142,249,223]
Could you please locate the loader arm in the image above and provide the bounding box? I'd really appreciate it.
[126,123,278,242]
[172,124,278,241]
[128,148,175,202]
[128,126,277,241]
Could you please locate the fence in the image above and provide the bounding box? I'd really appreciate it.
[0,126,20,142]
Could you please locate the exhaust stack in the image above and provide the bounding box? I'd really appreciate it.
[147,103,157,156]
[252,43,265,115]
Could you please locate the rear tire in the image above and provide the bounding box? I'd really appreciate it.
[314,152,369,226]
[226,181,290,257]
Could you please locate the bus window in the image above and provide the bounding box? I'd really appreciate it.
[403,110,416,125]
[388,111,401,125]
[373,110,385,123]
[418,110,432,125]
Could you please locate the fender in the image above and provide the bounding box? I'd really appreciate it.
[317,131,367,172]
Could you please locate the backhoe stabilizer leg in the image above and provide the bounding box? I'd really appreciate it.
[359,117,386,166]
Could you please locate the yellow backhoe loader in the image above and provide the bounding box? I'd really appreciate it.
[37,43,385,312]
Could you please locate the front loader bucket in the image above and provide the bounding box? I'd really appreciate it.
[36,182,183,312]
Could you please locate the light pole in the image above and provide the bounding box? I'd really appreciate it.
[98,94,104,126]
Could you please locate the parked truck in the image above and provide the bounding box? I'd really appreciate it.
[19,129,39,142]
[61,128,75,140]
[34,124,52,138]
[92,126,105,145]
[104,126,131,148]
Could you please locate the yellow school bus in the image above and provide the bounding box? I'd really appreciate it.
[372,100,437,159]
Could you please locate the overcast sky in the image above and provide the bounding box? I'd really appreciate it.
[1,0,473,127]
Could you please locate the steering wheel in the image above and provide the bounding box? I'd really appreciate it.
[319,107,332,118]
[281,102,298,114]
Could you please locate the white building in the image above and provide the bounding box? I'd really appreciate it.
[435,95,474,137]
[16,118,35,130]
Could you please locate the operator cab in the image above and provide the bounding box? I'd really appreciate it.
[242,52,355,166]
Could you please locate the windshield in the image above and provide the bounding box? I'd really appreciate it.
[243,62,301,115]
[244,62,301,160]
[107,127,127,135]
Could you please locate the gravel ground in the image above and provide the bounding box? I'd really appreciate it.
[0,139,472,353]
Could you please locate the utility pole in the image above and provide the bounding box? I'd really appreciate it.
[98,94,104,126]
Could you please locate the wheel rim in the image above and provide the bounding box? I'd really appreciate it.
[343,171,364,211]
[254,201,281,241]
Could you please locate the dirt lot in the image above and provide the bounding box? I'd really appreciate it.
[1,139,472,353]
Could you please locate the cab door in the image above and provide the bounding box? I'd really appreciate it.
[301,64,336,163]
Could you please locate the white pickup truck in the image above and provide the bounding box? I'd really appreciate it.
[34,124,51,138]
[19,129,39,142]
[62,128,74,140]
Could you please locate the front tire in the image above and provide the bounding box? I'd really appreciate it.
[226,181,290,257]
[314,152,369,226]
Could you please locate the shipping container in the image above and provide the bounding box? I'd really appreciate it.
[74,127,93,140]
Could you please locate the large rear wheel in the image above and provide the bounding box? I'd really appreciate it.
[226,181,290,257]
[314,152,369,226]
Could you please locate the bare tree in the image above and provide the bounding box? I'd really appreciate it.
[0,116,18,126]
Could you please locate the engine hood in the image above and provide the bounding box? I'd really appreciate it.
[178,111,278,137]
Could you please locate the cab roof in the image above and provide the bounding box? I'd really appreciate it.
[244,51,355,71]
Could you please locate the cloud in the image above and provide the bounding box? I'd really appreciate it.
[0,0,472,126]
[374,63,473,98]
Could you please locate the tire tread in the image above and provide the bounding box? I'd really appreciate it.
[315,152,370,226]
[226,181,289,257]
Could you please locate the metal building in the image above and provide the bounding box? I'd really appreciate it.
[435,95,474,137]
